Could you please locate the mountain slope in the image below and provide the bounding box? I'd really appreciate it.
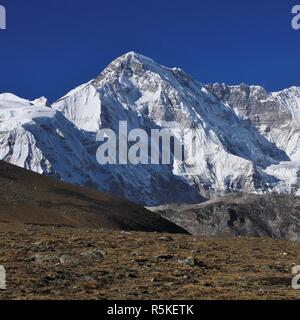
[206,83,300,194]
[149,193,300,241]
[1,52,300,205]
[53,52,293,198]
[0,160,187,233]
[0,88,203,205]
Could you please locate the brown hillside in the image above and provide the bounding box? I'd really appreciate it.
[0,161,186,234]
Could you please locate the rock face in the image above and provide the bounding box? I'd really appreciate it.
[149,194,300,241]
[1,52,300,205]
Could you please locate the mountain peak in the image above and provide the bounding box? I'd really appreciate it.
[94,51,161,85]
[4,54,300,206]
[117,51,154,63]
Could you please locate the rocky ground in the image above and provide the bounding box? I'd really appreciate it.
[150,193,300,241]
[1,223,300,300]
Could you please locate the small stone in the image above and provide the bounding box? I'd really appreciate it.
[204,282,213,287]
[59,255,79,265]
[179,257,207,268]
[158,236,174,242]
[126,272,138,279]
[80,249,105,260]
[157,254,174,260]
[76,241,95,248]
[30,254,60,264]
[133,258,148,265]
[32,241,42,246]
[121,231,132,235]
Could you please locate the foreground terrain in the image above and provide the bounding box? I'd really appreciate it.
[1,161,300,300]
[1,223,300,300]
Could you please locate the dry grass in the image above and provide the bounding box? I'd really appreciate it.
[1,223,300,300]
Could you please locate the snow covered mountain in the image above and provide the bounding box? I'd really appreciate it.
[1,52,300,205]
[0,92,103,186]
[0,86,203,205]
[206,83,300,194]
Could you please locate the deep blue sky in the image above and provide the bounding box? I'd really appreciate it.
[0,0,299,102]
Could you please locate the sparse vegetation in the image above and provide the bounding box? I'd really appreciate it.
[1,224,300,300]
